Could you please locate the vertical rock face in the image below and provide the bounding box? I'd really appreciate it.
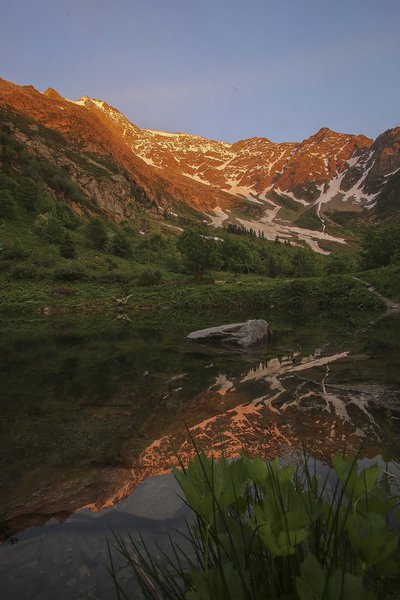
[332,127,400,209]
[0,76,398,219]
[362,128,400,194]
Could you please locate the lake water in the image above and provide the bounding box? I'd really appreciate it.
[1,309,399,598]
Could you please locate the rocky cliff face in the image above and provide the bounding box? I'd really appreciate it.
[314,127,400,216]
[0,102,154,222]
[363,128,400,197]
[0,77,398,231]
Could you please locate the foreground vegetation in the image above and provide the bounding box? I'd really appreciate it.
[110,451,400,599]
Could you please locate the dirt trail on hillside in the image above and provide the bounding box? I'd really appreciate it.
[353,277,400,315]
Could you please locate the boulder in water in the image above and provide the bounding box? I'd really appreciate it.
[187,319,271,348]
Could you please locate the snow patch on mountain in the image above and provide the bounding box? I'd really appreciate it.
[183,172,212,186]
[316,155,380,211]
[207,204,346,254]
[274,190,309,207]
[140,155,157,167]
[209,207,230,227]
[224,180,259,200]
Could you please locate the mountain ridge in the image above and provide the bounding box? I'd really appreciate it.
[0,77,399,253]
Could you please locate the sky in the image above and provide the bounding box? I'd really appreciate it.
[1,0,399,143]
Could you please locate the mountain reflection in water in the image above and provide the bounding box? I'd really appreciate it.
[135,349,397,482]
[0,313,399,539]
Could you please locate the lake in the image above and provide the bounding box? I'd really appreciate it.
[0,308,399,598]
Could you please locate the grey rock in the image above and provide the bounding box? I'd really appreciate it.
[187,319,272,347]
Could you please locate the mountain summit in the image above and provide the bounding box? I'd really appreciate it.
[0,77,399,252]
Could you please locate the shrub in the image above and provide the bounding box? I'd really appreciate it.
[162,249,184,272]
[33,213,64,243]
[7,263,47,280]
[52,263,90,281]
[361,221,400,269]
[56,202,80,230]
[30,247,59,268]
[136,269,163,286]
[0,239,29,260]
[0,172,18,192]
[14,177,38,212]
[324,253,357,275]
[98,271,133,284]
[112,231,133,258]
[0,189,17,218]
[34,192,57,215]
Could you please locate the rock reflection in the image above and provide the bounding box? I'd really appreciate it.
[132,348,399,492]
[1,317,399,540]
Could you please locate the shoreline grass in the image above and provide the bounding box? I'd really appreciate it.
[0,274,385,320]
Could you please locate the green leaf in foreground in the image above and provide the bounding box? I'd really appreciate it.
[296,555,372,600]
[347,512,399,568]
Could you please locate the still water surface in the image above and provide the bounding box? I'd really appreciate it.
[0,309,399,598]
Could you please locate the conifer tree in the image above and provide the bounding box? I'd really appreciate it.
[60,232,76,259]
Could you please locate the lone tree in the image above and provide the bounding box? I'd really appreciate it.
[177,228,220,280]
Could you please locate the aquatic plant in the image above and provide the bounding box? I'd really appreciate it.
[108,450,400,599]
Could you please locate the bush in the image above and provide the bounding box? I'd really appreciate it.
[112,231,133,258]
[0,172,18,192]
[161,249,184,272]
[220,237,262,274]
[7,263,47,280]
[52,263,90,281]
[0,239,29,260]
[136,269,163,286]
[98,271,133,284]
[361,221,400,269]
[34,192,57,215]
[324,253,357,275]
[56,202,80,229]
[29,247,59,268]
[0,189,17,218]
[33,213,64,243]
[14,177,38,212]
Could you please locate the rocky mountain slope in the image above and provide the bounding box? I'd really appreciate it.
[0,77,398,252]
[0,102,154,222]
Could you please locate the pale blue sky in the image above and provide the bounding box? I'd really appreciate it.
[1,0,399,142]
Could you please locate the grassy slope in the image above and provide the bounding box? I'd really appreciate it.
[0,202,386,319]
[360,263,400,302]
[0,271,385,327]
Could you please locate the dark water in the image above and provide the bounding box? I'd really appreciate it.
[0,309,399,598]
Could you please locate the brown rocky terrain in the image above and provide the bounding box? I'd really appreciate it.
[0,77,398,230]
